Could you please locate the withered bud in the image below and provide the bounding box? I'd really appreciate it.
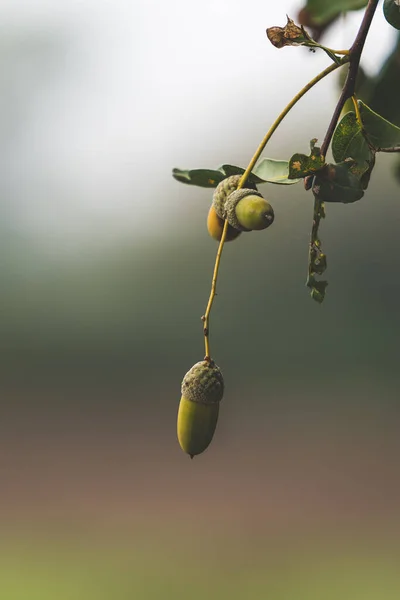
[267,16,313,49]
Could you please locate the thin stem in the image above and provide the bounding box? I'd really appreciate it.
[309,41,350,58]
[238,61,343,191]
[203,219,229,359]
[202,60,344,359]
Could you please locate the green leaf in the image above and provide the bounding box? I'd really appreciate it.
[313,162,364,204]
[383,0,400,30]
[305,0,368,24]
[365,35,400,127]
[217,165,265,184]
[173,160,302,189]
[172,168,225,188]
[220,162,300,185]
[332,102,400,189]
[358,100,400,149]
[332,111,374,180]
[288,139,325,178]
[252,159,301,185]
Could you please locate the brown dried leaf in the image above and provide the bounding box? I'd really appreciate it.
[266,16,312,49]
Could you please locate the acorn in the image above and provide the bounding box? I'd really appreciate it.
[213,176,274,232]
[207,205,242,242]
[225,189,274,231]
[177,360,224,458]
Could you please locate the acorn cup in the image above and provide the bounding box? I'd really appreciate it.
[212,175,257,220]
[177,360,224,458]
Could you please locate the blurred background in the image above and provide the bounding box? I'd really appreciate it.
[1,0,400,598]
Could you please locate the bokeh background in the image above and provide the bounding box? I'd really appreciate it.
[1,1,400,598]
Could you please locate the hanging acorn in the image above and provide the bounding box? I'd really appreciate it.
[177,360,224,458]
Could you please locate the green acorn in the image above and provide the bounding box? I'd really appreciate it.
[177,360,224,458]
[225,189,274,231]
[213,176,274,232]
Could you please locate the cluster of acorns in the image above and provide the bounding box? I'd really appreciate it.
[177,176,275,458]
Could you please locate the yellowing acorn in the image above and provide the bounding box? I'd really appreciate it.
[177,360,224,458]
[207,205,242,242]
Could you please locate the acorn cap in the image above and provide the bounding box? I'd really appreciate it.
[212,175,257,220]
[181,360,224,405]
[225,188,266,231]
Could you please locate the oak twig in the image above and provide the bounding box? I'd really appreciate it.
[320,0,380,157]
[307,0,380,300]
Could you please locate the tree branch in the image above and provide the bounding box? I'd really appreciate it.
[320,0,380,157]
[306,0,380,302]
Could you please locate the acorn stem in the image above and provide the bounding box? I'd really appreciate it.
[203,218,229,359]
